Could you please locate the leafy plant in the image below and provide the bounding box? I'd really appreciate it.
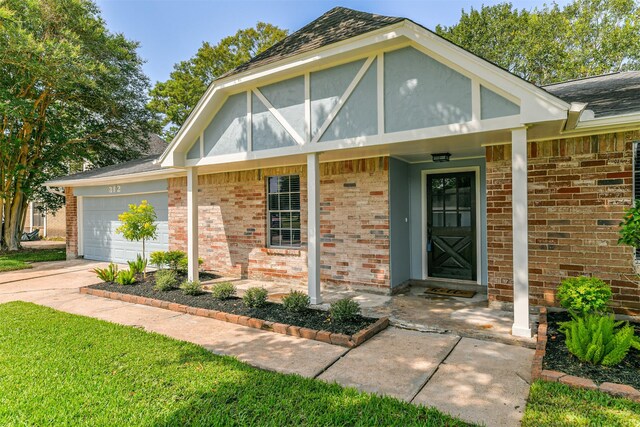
[211,282,236,300]
[556,276,612,315]
[560,313,640,366]
[127,254,147,276]
[165,251,187,271]
[619,199,640,249]
[115,269,136,286]
[154,270,178,291]
[116,200,158,262]
[93,263,119,282]
[243,287,268,308]
[282,290,310,313]
[177,256,204,273]
[330,298,361,323]
[150,251,168,270]
[180,280,202,296]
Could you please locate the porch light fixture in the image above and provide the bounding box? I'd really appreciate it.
[431,152,451,162]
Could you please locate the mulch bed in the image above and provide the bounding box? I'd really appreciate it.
[89,273,377,336]
[543,311,640,390]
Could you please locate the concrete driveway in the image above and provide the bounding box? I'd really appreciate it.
[0,260,534,426]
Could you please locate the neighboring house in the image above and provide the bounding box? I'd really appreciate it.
[45,8,640,337]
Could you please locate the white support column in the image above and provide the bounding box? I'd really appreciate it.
[187,167,199,282]
[307,152,321,304]
[511,127,531,337]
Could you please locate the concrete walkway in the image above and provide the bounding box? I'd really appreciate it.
[0,260,534,426]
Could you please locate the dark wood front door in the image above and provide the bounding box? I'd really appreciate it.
[427,172,476,281]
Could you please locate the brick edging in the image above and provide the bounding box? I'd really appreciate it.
[531,306,640,402]
[80,286,389,348]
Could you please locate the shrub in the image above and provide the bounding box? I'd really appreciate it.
[177,256,204,273]
[93,263,119,282]
[618,199,640,249]
[556,276,612,315]
[165,250,187,271]
[282,290,310,313]
[180,280,202,296]
[560,313,640,366]
[330,298,361,323]
[127,254,147,275]
[211,282,236,300]
[154,269,178,291]
[243,287,268,308]
[115,269,136,286]
[149,251,167,270]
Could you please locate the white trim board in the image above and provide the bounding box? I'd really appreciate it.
[421,166,483,285]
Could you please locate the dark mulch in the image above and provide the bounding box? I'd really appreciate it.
[543,311,640,389]
[89,274,377,336]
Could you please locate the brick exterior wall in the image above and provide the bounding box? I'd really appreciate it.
[168,157,390,288]
[65,187,78,259]
[486,131,640,315]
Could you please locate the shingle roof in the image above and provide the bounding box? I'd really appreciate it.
[48,155,162,184]
[219,7,404,79]
[543,71,640,118]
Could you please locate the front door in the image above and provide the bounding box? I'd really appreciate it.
[427,172,476,281]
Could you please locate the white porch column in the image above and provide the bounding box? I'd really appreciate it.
[511,127,531,337]
[307,152,322,304]
[187,167,199,282]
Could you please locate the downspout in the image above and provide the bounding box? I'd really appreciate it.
[563,102,589,131]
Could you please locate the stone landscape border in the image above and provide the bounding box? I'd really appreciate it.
[80,286,389,348]
[532,307,640,402]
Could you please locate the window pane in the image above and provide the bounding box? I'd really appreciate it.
[278,176,290,193]
[268,177,279,194]
[281,229,292,246]
[279,193,290,210]
[460,211,471,227]
[292,229,301,245]
[281,212,291,228]
[270,229,282,246]
[270,212,280,229]
[269,194,279,210]
[433,212,444,227]
[290,175,300,192]
[291,212,301,228]
[446,212,458,227]
[290,192,300,210]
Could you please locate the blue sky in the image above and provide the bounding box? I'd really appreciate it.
[94,0,568,85]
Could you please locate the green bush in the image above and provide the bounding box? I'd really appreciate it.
[180,280,202,296]
[243,287,268,308]
[127,254,147,275]
[165,251,187,271]
[330,298,361,323]
[211,282,236,300]
[282,290,310,313]
[149,251,167,270]
[618,199,640,249]
[154,270,178,291]
[556,276,612,315]
[115,269,136,286]
[560,313,640,366]
[93,263,119,282]
[177,256,204,273]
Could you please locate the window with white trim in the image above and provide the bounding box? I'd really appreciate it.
[267,175,301,247]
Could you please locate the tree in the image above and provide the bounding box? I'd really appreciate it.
[0,0,156,251]
[436,0,640,85]
[148,23,287,138]
[116,200,158,261]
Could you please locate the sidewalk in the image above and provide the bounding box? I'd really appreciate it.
[0,260,534,426]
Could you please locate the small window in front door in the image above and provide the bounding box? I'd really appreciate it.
[427,172,476,281]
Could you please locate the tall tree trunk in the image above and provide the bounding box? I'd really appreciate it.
[1,192,27,251]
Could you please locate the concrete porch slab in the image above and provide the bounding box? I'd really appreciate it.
[412,337,534,427]
[318,327,459,401]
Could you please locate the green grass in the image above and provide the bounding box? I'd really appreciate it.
[523,380,640,426]
[0,248,66,272]
[0,302,471,426]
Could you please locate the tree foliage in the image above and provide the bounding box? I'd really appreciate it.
[436,0,640,85]
[148,22,287,138]
[116,200,158,259]
[0,0,156,250]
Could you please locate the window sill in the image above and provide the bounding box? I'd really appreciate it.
[261,247,304,256]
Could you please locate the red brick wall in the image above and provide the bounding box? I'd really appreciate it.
[486,131,640,315]
[65,187,77,259]
[168,157,390,288]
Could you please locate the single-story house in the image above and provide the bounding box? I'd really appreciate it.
[46,7,640,337]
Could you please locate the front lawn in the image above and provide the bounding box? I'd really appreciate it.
[522,380,640,426]
[0,248,66,272]
[0,302,470,426]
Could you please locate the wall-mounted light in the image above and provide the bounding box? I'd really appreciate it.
[431,152,451,162]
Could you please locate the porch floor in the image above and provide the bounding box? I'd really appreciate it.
[206,277,537,348]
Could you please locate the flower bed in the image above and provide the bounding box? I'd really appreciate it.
[532,307,640,402]
[83,276,388,348]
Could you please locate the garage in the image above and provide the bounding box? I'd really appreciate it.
[77,180,169,264]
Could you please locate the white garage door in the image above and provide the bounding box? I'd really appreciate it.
[82,192,169,264]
